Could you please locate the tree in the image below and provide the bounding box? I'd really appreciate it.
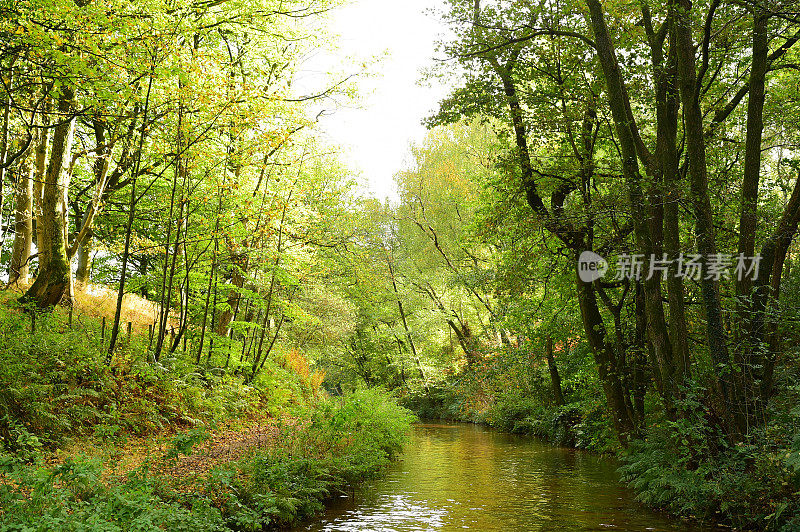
[432,0,800,442]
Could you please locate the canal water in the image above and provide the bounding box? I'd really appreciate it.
[293,423,724,531]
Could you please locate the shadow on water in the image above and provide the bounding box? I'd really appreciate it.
[291,423,726,532]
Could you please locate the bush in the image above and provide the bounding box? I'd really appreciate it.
[0,457,225,531]
[619,390,800,530]
[0,299,416,530]
[204,388,415,530]
[401,383,463,421]
[0,389,415,531]
[313,388,416,457]
[401,338,617,452]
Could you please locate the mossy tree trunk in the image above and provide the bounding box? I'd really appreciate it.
[75,234,93,284]
[8,152,34,284]
[21,88,75,309]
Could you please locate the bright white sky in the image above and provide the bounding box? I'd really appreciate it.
[297,0,451,201]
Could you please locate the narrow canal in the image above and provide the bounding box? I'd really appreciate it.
[294,423,725,531]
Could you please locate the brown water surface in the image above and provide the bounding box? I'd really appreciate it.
[293,423,725,531]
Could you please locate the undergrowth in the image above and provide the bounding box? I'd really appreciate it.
[0,298,415,530]
[402,342,618,453]
[0,390,414,531]
[619,385,800,531]
[0,306,264,453]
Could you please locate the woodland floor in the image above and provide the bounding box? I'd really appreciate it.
[45,414,294,492]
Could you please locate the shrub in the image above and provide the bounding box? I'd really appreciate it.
[1,389,415,531]
[203,388,415,530]
[0,457,225,531]
[619,391,800,530]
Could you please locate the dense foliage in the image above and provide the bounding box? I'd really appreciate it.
[0,388,413,531]
[3,0,800,529]
[0,297,414,530]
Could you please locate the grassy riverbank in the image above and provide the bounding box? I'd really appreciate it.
[0,298,415,530]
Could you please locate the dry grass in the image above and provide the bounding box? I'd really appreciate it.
[5,280,175,335]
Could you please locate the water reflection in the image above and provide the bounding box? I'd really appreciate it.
[293,423,722,531]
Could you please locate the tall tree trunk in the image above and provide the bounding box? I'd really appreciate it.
[674,0,739,436]
[586,0,678,418]
[249,193,290,380]
[632,285,649,424]
[21,88,75,309]
[608,290,637,421]
[197,195,222,364]
[737,9,769,299]
[170,198,191,354]
[635,280,662,396]
[0,67,12,233]
[545,336,565,406]
[33,112,49,258]
[172,195,191,353]
[575,264,636,445]
[154,103,184,362]
[206,266,220,366]
[161,201,185,354]
[751,172,800,402]
[8,153,34,284]
[75,235,93,284]
[387,254,428,387]
[108,72,153,361]
[732,8,770,426]
[69,119,109,274]
[652,21,691,383]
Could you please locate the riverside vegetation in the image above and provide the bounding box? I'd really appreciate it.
[0,293,415,531]
[2,0,800,530]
